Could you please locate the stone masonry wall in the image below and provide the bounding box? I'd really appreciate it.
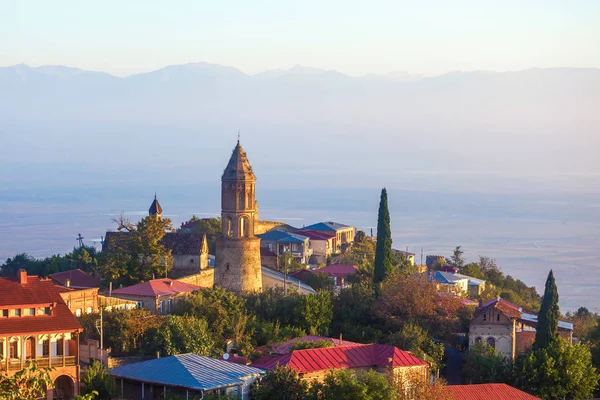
[215,237,262,292]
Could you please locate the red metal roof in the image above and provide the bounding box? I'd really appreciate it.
[49,269,101,289]
[112,278,202,297]
[251,344,427,373]
[445,383,540,399]
[295,230,335,240]
[0,273,83,336]
[316,264,358,277]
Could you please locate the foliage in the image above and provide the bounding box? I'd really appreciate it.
[290,340,335,351]
[390,370,451,400]
[81,360,116,400]
[100,215,174,286]
[279,251,306,273]
[177,287,251,349]
[79,308,161,356]
[534,270,560,350]
[330,282,380,343]
[244,287,301,327]
[513,338,599,400]
[566,307,599,342]
[152,315,218,357]
[1,245,100,278]
[295,291,333,336]
[252,366,309,400]
[309,369,395,400]
[247,319,306,348]
[184,216,221,254]
[375,273,462,340]
[373,188,393,285]
[0,363,53,400]
[449,246,464,268]
[73,392,98,400]
[462,341,511,384]
[386,322,445,372]
[305,271,336,292]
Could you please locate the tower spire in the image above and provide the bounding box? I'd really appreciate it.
[237,130,240,144]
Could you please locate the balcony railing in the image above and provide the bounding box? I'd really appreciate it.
[0,356,77,371]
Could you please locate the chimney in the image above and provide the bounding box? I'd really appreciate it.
[65,279,71,288]
[169,281,174,286]
[339,333,343,345]
[478,298,483,308]
[18,269,27,284]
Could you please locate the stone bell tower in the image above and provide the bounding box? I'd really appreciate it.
[214,140,262,292]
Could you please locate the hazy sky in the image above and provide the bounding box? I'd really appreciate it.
[1,0,599,76]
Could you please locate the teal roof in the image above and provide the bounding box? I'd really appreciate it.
[111,353,264,391]
[302,221,351,232]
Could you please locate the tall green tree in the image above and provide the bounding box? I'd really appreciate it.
[514,338,599,400]
[252,366,309,400]
[80,361,116,400]
[373,188,393,285]
[450,245,465,268]
[534,270,560,350]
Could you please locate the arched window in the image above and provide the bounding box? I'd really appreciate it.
[475,337,482,344]
[239,216,249,237]
[227,218,233,237]
[486,337,496,349]
[497,314,500,322]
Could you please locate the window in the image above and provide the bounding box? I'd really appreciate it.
[9,341,18,358]
[190,258,194,264]
[159,301,164,314]
[486,337,496,349]
[483,313,487,322]
[227,218,233,237]
[0,340,3,359]
[14,309,21,317]
[86,307,92,314]
[75,309,82,317]
[475,337,482,343]
[1,310,7,318]
[42,339,49,357]
[137,301,144,309]
[29,308,35,316]
[497,314,500,322]
[56,338,64,356]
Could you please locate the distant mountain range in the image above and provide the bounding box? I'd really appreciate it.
[0,62,599,190]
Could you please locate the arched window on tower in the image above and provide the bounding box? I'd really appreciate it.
[239,216,249,237]
[486,337,496,349]
[227,218,233,237]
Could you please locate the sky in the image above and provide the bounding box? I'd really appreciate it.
[1,0,599,77]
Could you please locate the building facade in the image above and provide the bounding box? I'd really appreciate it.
[111,278,202,314]
[0,270,83,399]
[214,141,263,292]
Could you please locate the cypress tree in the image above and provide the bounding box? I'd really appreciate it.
[534,269,560,350]
[373,188,393,284]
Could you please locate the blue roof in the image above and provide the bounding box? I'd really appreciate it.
[261,266,316,294]
[258,231,308,244]
[111,353,265,391]
[258,230,292,241]
[434,271,468,285]
[302,221,351,232]
[454,273,485,286]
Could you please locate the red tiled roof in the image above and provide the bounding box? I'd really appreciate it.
[262,335,364,355]
[477,297,523,319]
[315,264,358,277]
[112,278,202,297]
[251,344,427,373]
[445,383,540,399]
[49,269,101,289]
[0,274,83,336]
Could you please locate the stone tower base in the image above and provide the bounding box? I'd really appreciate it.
[214,237,262,293]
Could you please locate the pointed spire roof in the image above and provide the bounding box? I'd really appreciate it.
[201,234,208,254]
[222,141,255,182]
[149,194,163,216]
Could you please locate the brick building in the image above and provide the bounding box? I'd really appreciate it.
[0,270,83,399]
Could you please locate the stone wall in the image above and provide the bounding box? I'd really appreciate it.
[176,269,215,288]
[215,237,262,292]
[254,220,286,235]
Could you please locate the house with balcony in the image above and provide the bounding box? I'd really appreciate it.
[295,229,335,264]
[0,270,83,399]
[257,230,312,264]
[110,278,203,314]
[300,221,356,253]
[469,297,573,359]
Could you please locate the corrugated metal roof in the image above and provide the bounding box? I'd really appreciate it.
[112,278,202,297]
[251,344,427,373]
[302,221,351,232]
[445,383,540,399]
[520,313,574,331]
[111,354,265,391]
[435,271,468,284]
[261,267,316,294]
